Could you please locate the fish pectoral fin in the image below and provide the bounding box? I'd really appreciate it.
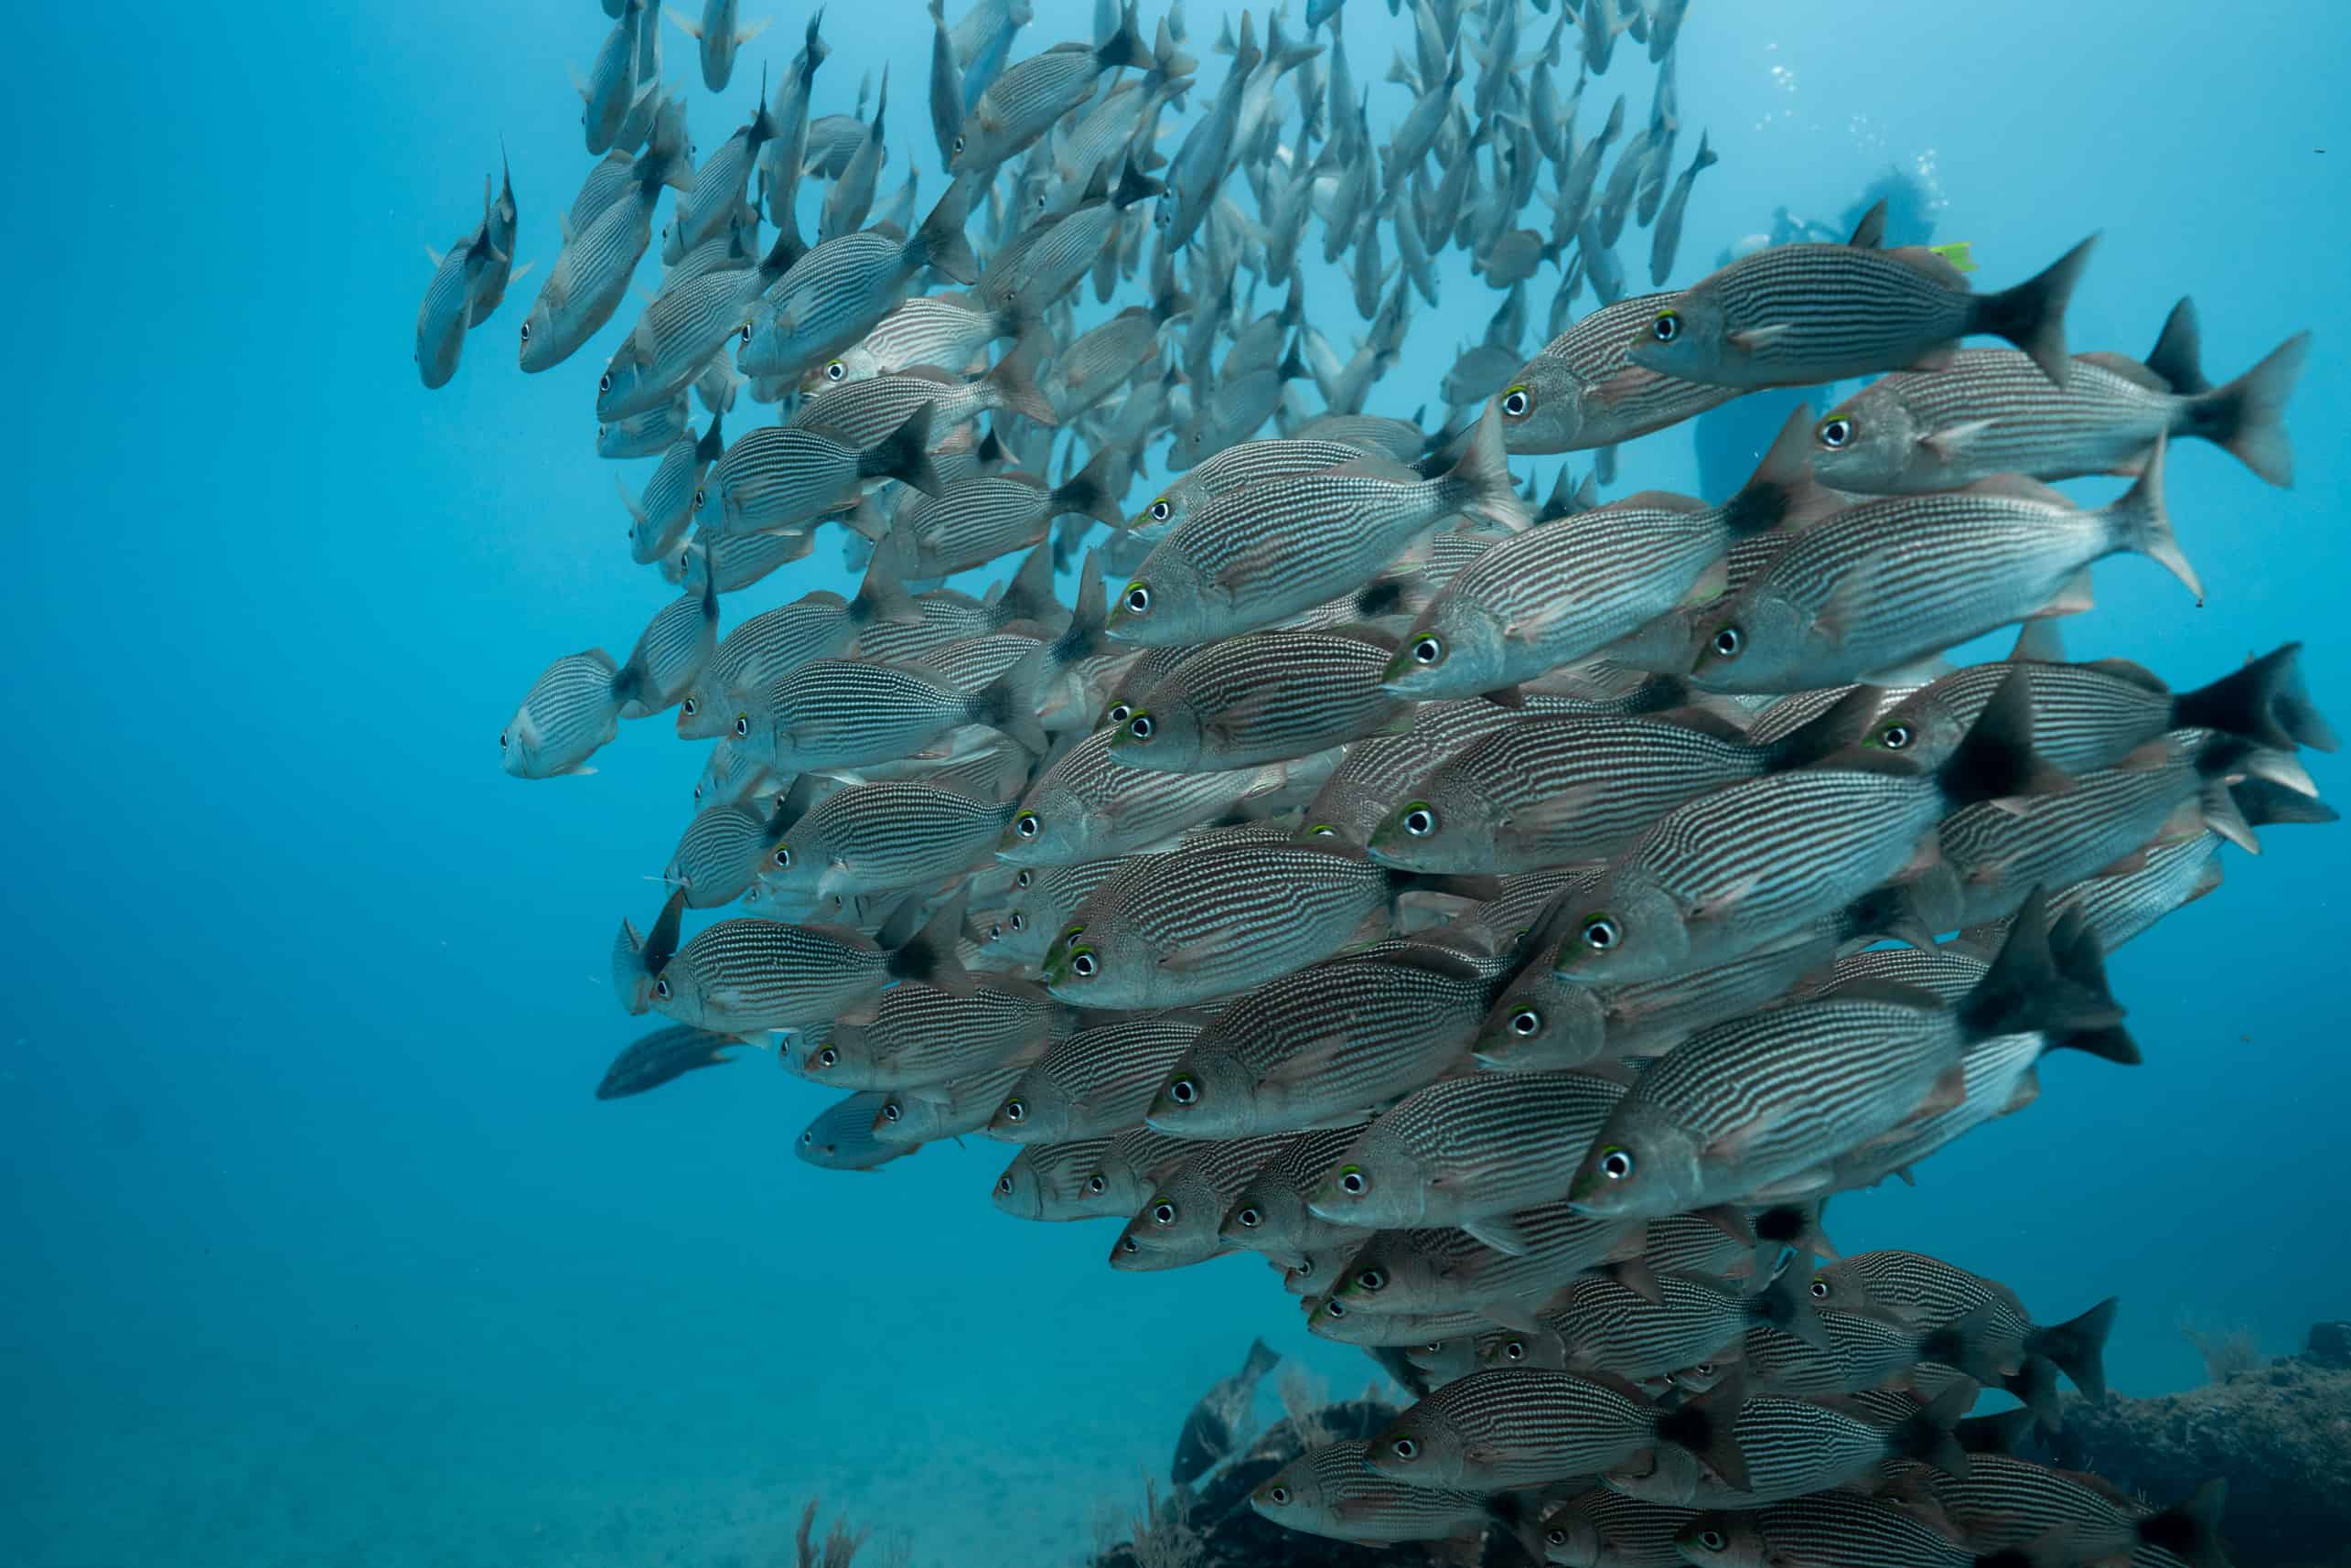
[662,5,705,38]
[1460,1210,1536,1257]
[2036,567,2097,618]
[1724,322,1792,353]
[1809,555,1884,645]
[425,243,446,268]
[507,259,535,285]
[1901,342,1962,373]
[1258,1029,1356,1087]
[1158,923,1249,972]
[1211,532,1301,589]
[1918,417,1997,461]
[1499,786,1602,844]
[2090,845,2152,877]
[1683,872,1764,925]
[1477,1294,1547,1333]
[1677,555,1731,608]
[1909,1061,1970,1119]
[1702,1109,1778,1165]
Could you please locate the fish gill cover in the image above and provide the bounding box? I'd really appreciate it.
[427,0,2328,1561]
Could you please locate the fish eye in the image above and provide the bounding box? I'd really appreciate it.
[1817,417,1853,449]
[1267,1485,1290,1505]
[800,1129,813,1145]
[1508,1006,1541,1036]
[499,730,509,751]
[1105,702,1132,725]
[1150,1200,1177,1226]
[773,845,792,867]
[994,1174,1014,1196]
[1122,583,1151,615]
[1355,1267,1387,1293]
[1119,1236,1139,1253]
[1410,634,1444,665]
[1337,1165,1369,1196]
[1547,1530,1569,1549]
[1581,914,1622,951]
[1809,1277,1830,1300]
[652,977,671,1000]
[1401,802,1437,837]
[519,321,531,342]
[1499,385,1530,419]
[1148,498,1171,521]
[682,696,698,715]
[1008,912,1025,932]
[816,1046,837,1068]
[1014,812,1039,837]
[693,487,707,509]
[952,134,964,154]
[1323,1297,1348,1319]
[986,922,1003,940]
[1597,1144,1636,1181]
[1307,823,1337,837]
[825,360,846,381]
[1003,1099,1026,1122]
[1651,309,1680,343]
[1015,870,1033,888]
[881,1100,903,1122]
[1698,1531,1728,1553]
[1390,1436,1419,1462]
[734,714,750,736]
[740,324,753,344]
[1086,1174,1107,1194]
[1167,1076,1199,1105]
[1875,722,1915,750]
[1710,625,1744,659]
[1126,712,1154,741]
[1234,1204,1261,1228]
[1070,949,1099,978]
[1503,1338,1526,1360]
[1695,1361,1716,1375]
[598,372,612,394]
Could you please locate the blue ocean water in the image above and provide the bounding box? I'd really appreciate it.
[7,2,2346,1563]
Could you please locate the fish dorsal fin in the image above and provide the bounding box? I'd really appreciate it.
[1827,977,1946,1014]
[1322,455,1422,483]
[1882,245,1970,289]
[1613,488,1711,516]
[2080,656,2170,694]
[1845,200,1887,249]
[1959,473,2075,509]
[2007,621,2066,663]
[2076,350,2172,393]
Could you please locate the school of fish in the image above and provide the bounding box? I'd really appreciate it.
[429,0,2326,1561]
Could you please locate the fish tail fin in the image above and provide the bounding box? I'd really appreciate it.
[1722,405,1843,540]
[2138,1480,2234,1568]
[1240,1336,1281,1380]
[862,404,944,493]
[2143,296,2209,394]
[1976,232,2097,386]
[1937,669,2073,811]
[2098,433,2201,602]
[1955,1405,2037,1457]
[1651,1369,1750,1494]
[2026,1294,2120,1403]
[1692,128,1717,171]
[696,411,727,464]
[1959,886,2126,1052]
[1098,0,1152,70]
[850,526,924,628]
[911,177,980,285]
[2187,329,2310,488]
[1917,1301,2020,1391]
[882,888,976,994]
[1833,861,1964,951]
[1053,446,1132,528]
[986,337,1061,425]
[1886,1380,1975,1479]
[1048,549,1111,666]
[2233,775,2339,828]
[1485,1489,1550,1568]
[2002,1352,2065,1433]
[994,537,1063,626]
[1763,684,1883,770]
[1441,403,1533,532]
[610,915,651,1013]
[2171,642,2328,755]
[971,649,1051,757]
[2043,909,2140,1065]
[1751,1264,1834,1351]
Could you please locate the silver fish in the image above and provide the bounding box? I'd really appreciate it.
[950,4,1151,173]
[737,182,980,381]
[649,890,972,1033]
[501,650,626,778]
[665,0,770,91]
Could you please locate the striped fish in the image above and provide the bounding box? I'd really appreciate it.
[1110,627,1412,773]
[564,148,639,247]
[1216,1127,1377,1269]
[1612,1380,1971,1508]
[521,123,689,371]
[1304,1069,1630,1242]
[662,791,795,908]
[1145,941,1516,1139]
[1364,1367,1720,1493]
[1809,1249,2120,1402]
[594,1025,737,1100]
[1385,409,1834,700]
[615,569,719,718]
[1816,306,2308,494]
[596,396,692,458]
[1250,1438,1516,1551]
[1300,699,1528,845]
[1369,694,1876,876]
[796,1090,918,1170]
[975,854,1128,964]
[1907,1453,2232,1568]
[1678,1489,1987,1568]
[730,649,1046,774]
[1737,1297,2007,1401]
[501,650,625,778]
[1326,1201,1640,1322]
[802,294,1020,391]
[695,405,942,536]
[736,180,980,382]
[666,83,782,260]
[1109,1133,1294,1272]
[652,214,761,304]
[667,0,771,92]
[1075,1124,1195,1219]
[1536,1489,1700,1568]
[1309,1297,1498,1348]
[610,888,686,1015]
[577,0,650,154]
[789,345,1058,448]
[986,1014,1204,1142]
[1475,930,1841,1073]
[991,1136,1114,1221]
[760,778,1016,907]
[800,971,1066,1090]
[1104,403,1530,648]
[853,545,1066,664]
[871,1058,1029,1145]
[998,728,1290,867]
[667,524,813,596]
[675,534,921,738]
[1648,131,1716,287]
[1492,292,1740,456]
[1630,227,2099,392]
[1695,443,2202,694]
[894,452,1129,579]
[950,5,1151,174]
[1567,897,2121,1220]
[1551,673,2067,985]
[1519,1268,1830,1381]
[649,891,970,1032]
[1038,839,1408,1008]
[415,188,496,389]
[624,416,725,565]
[980,164,1165,324]
[596,240,783,421]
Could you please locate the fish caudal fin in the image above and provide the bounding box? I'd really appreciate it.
[2099,434,2202,603]
[2138,1479,2235,1568]
[1053,446,1132,528]
[2044,909,2140,1065]
[2187,330,2310,488]
[1957,888,2127,1051]
[971,649,1051,756]
[1886,1381,1975,1478]
[1937,669,2073,811]
[882,887,976,995]
[912,177,980,285]
[1441,403,1534,532]
[2171,642,2328,756]
[2026,1294,2119,1403]
[1975,232,2097,387]
[863,403,944,494]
